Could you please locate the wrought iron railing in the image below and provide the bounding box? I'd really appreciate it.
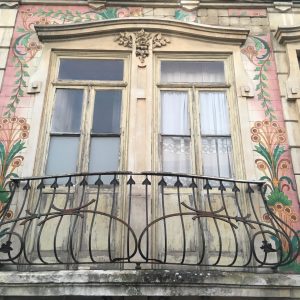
[0,171,299,270]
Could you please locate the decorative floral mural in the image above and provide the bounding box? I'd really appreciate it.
[242,35,300,271]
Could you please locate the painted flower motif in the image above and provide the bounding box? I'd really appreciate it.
[117,8,130,18]
[257,162,266,170]
[4,210,13,221]
[277,135,286,143]
[35,17,50,25]
[18,118,26,124]
[275,203,283,211]
[263,213,271,223]
[128,7,143,17]
[241,45,258,61]
[20,131,29,139]
[290,213,298,222]
[10,117,18,123]
[251,134,260,143]
[251,128,258,134]
[284,206,292,215]
[21,124,30,131]
[12,158,23,168]
[254,121,262,128]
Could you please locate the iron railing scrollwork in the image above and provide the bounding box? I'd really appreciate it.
[0,171,298,270]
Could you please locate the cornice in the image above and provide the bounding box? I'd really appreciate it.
[19,1,273,9]
[275,25,300,44]
[35,18,249,46]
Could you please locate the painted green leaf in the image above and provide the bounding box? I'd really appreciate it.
[263,90,270,97]
[279,176,297,191]
[261,73,267,80]
[273,144,285,167]
[254,143,273,168]
[253,74,259,80]
[0,185,10,203]
[261,81,267,88]
[0,142,5,166]
[98,7,117,19]
[0,228,9,240]
[267,187,292,206]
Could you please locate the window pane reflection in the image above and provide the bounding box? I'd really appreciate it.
[51,89,83,133]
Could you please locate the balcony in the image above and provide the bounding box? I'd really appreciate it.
[0,171,299,271]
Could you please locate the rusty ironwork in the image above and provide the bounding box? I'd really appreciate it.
[0,171,298,270]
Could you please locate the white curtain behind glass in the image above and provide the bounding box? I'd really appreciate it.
[199,92,233,178]
[161,91,191,174]
[161,61,225,83]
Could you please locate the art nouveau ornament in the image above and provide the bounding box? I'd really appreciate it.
[115,29,170,67]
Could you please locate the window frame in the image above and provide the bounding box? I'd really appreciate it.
[154,54,238,178]
[38,51,130,178]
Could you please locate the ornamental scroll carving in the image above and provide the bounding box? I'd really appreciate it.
[115,29,170,67]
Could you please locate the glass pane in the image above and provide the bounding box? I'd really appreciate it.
[202,137,233,178]
[93,91,122,134]
[51,89,83,133]
[162,136,191,173]
[58,59,124,81]
[161,91,189,135]
[89,137,120,175]
[46,136,79,175]
[200,92,230,135]
[161,61,225,83]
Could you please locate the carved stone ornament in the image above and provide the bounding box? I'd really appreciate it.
[115,29,170,67]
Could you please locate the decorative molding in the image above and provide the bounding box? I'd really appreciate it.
[0,1,19,8]
[35,18,249,46]
[180,0,200,11]
[88,0,106,10]
[115,29,170,66]
[275,25,300,44]
[273,1,293,12]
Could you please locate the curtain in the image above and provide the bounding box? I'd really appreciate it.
[161,91,191,173]
[161,61,225,83]
[199,92,233,177]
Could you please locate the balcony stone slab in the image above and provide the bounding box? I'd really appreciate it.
[0,270,299,298]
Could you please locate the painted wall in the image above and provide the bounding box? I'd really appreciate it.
[0,3,299,271]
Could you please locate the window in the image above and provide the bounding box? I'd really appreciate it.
[45,57,126,181]
[43,55,234,181]
[159,60,233,178]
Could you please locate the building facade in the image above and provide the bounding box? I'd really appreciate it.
[0,0,300,299]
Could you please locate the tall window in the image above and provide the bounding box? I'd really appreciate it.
[159,60,233,177]
[45,58,125,178]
